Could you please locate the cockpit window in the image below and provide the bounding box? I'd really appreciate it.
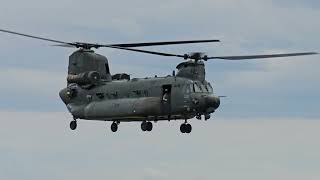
[187,83,209,93]
[206,83,213,93]
[201,84,208,92]
[204,84,209,92]
[193,83,202,93]
[195,82,203,92]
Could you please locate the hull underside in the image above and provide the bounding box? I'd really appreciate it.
[80,114,195,122]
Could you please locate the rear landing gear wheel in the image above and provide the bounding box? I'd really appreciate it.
[141,121,153,132]
[70,120,77,130]
[146,122,153,131]
[180,123,192,134]
[205,114,211,120]
[180,123,186,133]
[111,122,118,132]
[141,122,147,131]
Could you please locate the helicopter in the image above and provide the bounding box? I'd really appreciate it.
[0,29,317,134]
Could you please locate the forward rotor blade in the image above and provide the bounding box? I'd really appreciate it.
[207,52,318,60]
[106,39,220,48]
[52,44,75,48]
[0,28,73,45]
[110,46,185,58]
[0,28,220,49]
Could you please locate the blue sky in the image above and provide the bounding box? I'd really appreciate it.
[0,0,319,179]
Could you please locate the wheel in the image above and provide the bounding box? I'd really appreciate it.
[111,122,118,132]
[180,123,186,133]
[141,122,147,131]
[196,115,201,120]
[146,122,153,131]
[205,114,211,120]
[185,124,192,133]
[70,120,77,130]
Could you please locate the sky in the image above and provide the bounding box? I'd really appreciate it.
[0,0,319,179]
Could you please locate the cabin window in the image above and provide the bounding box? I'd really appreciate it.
[112,91,118,98]
[184,84,192,93]
[132,90,148,97]
[134,90,142,96]
[143,90,149,96]
[96,93,104,99]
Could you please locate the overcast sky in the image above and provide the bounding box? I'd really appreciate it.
[0,0,319,179]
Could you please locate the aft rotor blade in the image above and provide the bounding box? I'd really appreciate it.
[0,28,73,45]
[207,52,318,60]
[106,39,220,48]
[110,46,185,58]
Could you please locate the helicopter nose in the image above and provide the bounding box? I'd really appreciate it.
[205,95,220,109]
[59,88,70,105]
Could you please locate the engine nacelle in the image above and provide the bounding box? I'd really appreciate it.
[67,71,101,85]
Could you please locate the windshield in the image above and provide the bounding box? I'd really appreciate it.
[206,83,213,93]
[200,84,207,92]
[185,82,212,93]
[193,83,202,93]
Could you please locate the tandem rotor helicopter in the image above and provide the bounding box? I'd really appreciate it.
[0,29,317,133]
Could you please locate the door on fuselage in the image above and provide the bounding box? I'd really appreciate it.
[161,84,172,114]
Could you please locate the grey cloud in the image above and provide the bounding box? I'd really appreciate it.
[0,0,319,116]
[0,1,320,180]
[1,112,320,180]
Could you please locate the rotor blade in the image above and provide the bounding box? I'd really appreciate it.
[110,46,185,58]
[105,39,220,48]
[52,44,75,48]
[0,28,73,45]
[0,28,219,49]
[207,52,318,60]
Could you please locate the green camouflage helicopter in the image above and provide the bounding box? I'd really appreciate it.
[0,29,317,133]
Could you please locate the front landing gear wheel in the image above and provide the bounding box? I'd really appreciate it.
[111,122,118,132]
[185,124,192,133]
[70,120,77,130]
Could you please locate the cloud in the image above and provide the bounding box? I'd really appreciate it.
[0,1,319,114]
[0,68,65,95]
[221,55,319,89]
[1,111,320,180]
[0,1,319,180]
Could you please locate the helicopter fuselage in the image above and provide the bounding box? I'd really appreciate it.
[59,76,220,122]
